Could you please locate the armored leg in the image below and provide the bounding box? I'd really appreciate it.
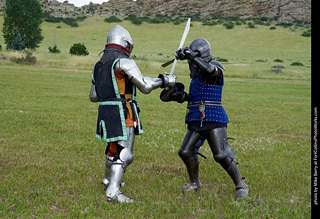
[102,156,113,189]
[105,127,135,203]
[207,127,248,199]
[178,131,202,191]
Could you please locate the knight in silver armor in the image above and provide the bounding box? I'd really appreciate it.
[90,25,176,203]
[161,38,248,199]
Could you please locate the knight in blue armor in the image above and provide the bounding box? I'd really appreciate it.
[160,38,248,199]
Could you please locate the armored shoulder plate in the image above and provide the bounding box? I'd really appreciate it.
[210,60,226,72]
[114,58,138,79]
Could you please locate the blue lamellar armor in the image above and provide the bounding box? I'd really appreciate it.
[186,74,229,124]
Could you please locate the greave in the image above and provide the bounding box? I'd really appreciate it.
[223,158,248,198]
[102,156,113,187]
[181,158,202,191]
[106,162,124,198]
[105,160,133,203]
[187,159,202,189]
[223,158,246,189]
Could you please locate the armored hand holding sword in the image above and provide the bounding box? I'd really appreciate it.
[160,37,249,199]
[89,25,176,203]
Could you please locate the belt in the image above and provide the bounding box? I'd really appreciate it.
[187,100,222,108]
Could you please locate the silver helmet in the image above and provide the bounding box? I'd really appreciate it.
[106,25,134,56]
[189,38,211,58]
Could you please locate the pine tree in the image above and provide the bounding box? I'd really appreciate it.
[11,33,25,51]
[2,0,44,50]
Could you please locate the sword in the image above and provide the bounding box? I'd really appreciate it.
[163,18,191,73]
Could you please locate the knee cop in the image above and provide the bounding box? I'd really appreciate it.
[111,146,134,172]
[213,138,236,169]
[178,147,194,161]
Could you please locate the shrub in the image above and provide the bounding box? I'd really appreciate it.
[223,22,234,29]
[104,16,122,23]
[274,59,283,63]
[64,18,79,27]
[247,22,255,28]
[43,12,86,27]
[276,23,293,28]
[215,57,229,62]
[124,15,142,25]
[69,43,89,56]
[48,45,61,54]
[301,29,311,37]
[291,62,304,66]
[11,51,36,65]
[255,59,267,62]
[202,20,218,26]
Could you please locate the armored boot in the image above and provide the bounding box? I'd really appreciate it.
[178,131,202,192]
[180,158,202,192]
[102,156,112,189]
[102,156,125,189]
[224,158,249,199]
[106,159,133,203]
[207,128,249,199]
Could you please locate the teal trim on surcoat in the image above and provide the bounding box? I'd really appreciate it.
[93,58,143,143]
[98,101,128,142]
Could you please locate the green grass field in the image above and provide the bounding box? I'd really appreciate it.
[0,16,311,218]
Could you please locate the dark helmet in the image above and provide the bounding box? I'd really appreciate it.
[189,38,212,58]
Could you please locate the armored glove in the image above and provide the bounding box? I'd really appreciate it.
[176,47,198,61]
[160,82,189,103]
[158,73,176,88]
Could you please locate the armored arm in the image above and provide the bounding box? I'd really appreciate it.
[89,84,100,102]
[192,57,225,77]
[176,47,225,76]
[115,58,176,94]
[160,82,189,103]
[89,67,99,102]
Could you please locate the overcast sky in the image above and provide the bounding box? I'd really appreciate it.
[56,0,108,7]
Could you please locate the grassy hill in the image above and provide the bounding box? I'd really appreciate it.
[0,17,312,218]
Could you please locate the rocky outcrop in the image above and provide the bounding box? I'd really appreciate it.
[0,0,311,24]
[95,0,311,23]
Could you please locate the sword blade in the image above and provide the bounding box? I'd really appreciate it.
[169,18,191,75]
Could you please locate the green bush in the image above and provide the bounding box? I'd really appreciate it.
[48,45,61,54]
[202,20,218,26]
[291,62,304,66]
[247,22,255,28]
[301,29,311,37]
[43,12,86,27]
[104,16,122,23]
[10,51,36,65]
[215,57,229,62]
[124,15,142,25]
[69,43,89,56]
[274,58,283,63]
[223,22,234,29]
[276,23,293,28]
